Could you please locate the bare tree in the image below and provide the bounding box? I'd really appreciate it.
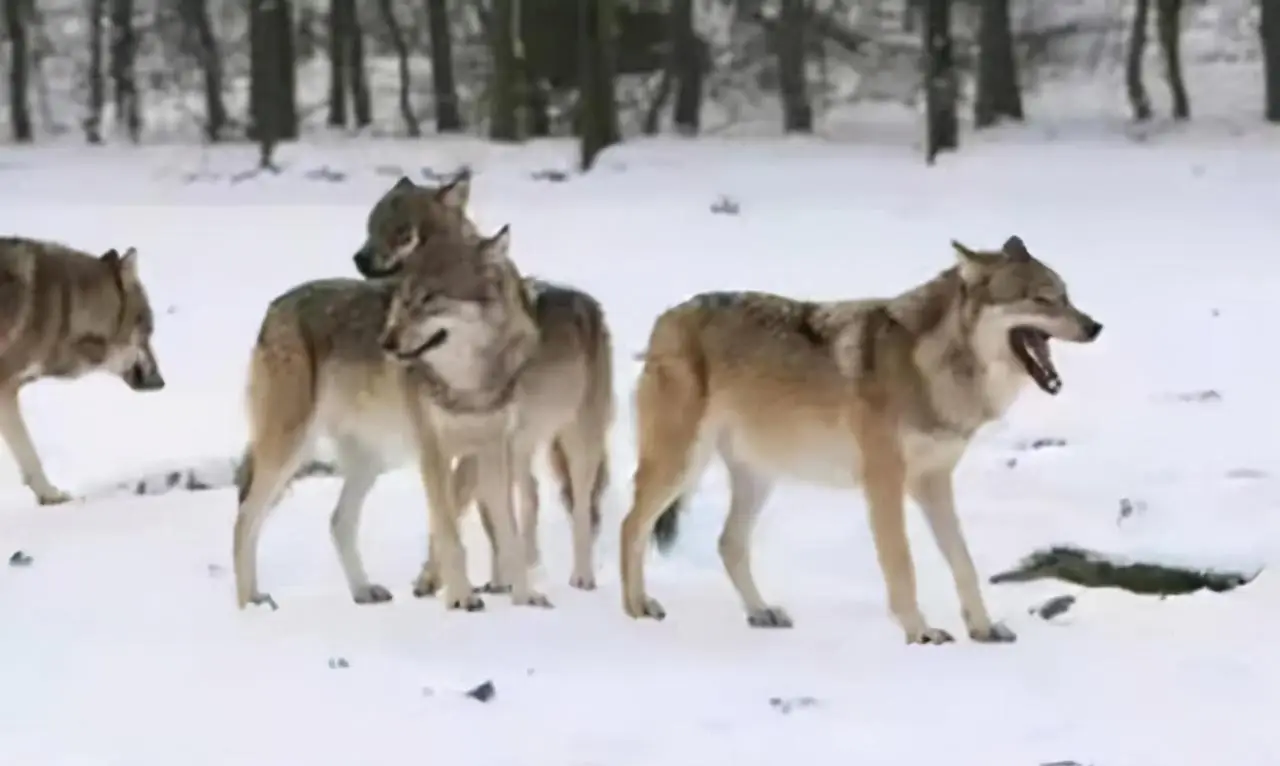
[579,0,620,170]
[108,0,140,142]
[519,7,549,137]
[671,0,703,135]
[178,0,227,142]
[974,0,1022,128]
[425,0,462,132]
[84,0,105,143]
[489,0,520,141]
[327,0,370,128]
[376,0,418,136]
[250,0,298,168]
[923,0,958,163]
[775,0,812,133]
[1263,0,1280,121]
[1126,0,1153,121]
[1155,0,1189,120]
[4,0,31,142]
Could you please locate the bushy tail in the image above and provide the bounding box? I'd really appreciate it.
[652,496,685,554]
[234,448,254,504]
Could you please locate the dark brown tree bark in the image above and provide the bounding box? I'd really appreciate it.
[579,0,620,170]
[4,0,31,142]
[923,0,958,163]
[489,0,520,141]
[250,0,298,166]
[109,0,140,142]
[1126,0,1153,121]
[1263,0,1280,121]
[376,0,418,136]
[775,0,812,133]
[178,0,227,142]
[84,0,105,143]
[1155,0,1189,120]
[326,0,370,129]
[974,0,1022,128]
[425,0,462,132]
[518,6,549,137]
[670,0,702,135]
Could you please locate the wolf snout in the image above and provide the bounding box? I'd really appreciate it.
[125,362,165,391]
[1081,317,1103,342]
[353,248,373,276]
[378,328,400,354]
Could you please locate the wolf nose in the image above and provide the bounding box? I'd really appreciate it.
[1084,319,1103,341]
[379,333,397,353]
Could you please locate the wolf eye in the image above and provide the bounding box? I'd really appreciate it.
[1033,295,1056,307]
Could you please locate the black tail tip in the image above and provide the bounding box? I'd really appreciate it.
[652,498,683,554]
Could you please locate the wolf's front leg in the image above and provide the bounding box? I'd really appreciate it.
[412,418,483,612]
[476,442,551,608]
[0,385,70,505]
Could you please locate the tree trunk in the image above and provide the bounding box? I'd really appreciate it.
[4,0,31,142]
[425,0,462,132]
[974,0,1022,128]
[923,0,958,163]
[348,6,371,128]
[1263,0,1280,121]
[1155,0,1189,120]
[579,0,620,171]
[178,0,227,142]
[775,0,812,133]
[108,0,140,142]
[518,6,549,137]
[1126,0,1152,121]
[250,0,298,164]
[84,0,105,144]
[671,0,702,135]
[326,0,351,126]
[377,0,418,136]
[489,0,520,141]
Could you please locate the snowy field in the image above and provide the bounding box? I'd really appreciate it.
[2,133,1279,765]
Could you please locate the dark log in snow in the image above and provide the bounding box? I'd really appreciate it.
[990,545,1260,596]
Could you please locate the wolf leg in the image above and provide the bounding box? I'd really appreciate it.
[909,469,1015,643]
[718,453,786,628]
[0,385,69,505]
[330,441,391,605]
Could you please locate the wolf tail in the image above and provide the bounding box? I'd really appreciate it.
[652,496,685,554]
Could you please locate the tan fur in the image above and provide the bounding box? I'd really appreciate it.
[232,228,615,612]
[619,236,1103,644]
[0,237,164,505]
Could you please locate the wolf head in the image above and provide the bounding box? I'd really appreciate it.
[952,236,1102,395]
[379,225,539,395]
[77,247,165,392]
[353,172,476,279]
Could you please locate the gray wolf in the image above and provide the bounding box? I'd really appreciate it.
[352,171,477,279]
[232,225,611,611]
[0,238,164,506]
[350,175,615,596]
[618,236,1103,645]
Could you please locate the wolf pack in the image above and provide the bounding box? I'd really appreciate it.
[0,170,1103,646]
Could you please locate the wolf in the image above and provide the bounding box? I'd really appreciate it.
[618,236,1103,645]
[352,174,615,595]
[232,225,611,611]
[0,238,164,506]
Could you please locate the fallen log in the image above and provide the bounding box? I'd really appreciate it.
[989,545,1260,596]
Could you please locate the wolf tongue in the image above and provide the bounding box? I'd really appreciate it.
[1027,332,1061,393]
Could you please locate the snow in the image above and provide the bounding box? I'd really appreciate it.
[2,132,1280,765]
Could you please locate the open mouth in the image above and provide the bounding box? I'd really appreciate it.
[357,260,402,279]
[1009,328,1061,395]
[394,328,449,360]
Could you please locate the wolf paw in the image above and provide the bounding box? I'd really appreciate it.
[969,622,1017,643]
[446,592,486,612]
[353,584,394,605]
[512,590,554,608]
[746,606,793,629]
[36,489,73,506]
[240,592,278,611]
[906,626,955,645]
[474,582,513,595]
[412,570,441,598]
[624,596,666,621]
[569,572,597,591]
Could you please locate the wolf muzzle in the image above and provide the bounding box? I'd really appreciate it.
[124,361,165,391]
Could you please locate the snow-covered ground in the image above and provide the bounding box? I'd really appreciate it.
[2,133,1279,765]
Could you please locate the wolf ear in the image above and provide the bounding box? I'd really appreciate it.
[951,240,985,283]
[392,175,417,191]
[1001,235,1030,261]
[101,247,139,282]
[477,224,511,264]
[435,170,471,211]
